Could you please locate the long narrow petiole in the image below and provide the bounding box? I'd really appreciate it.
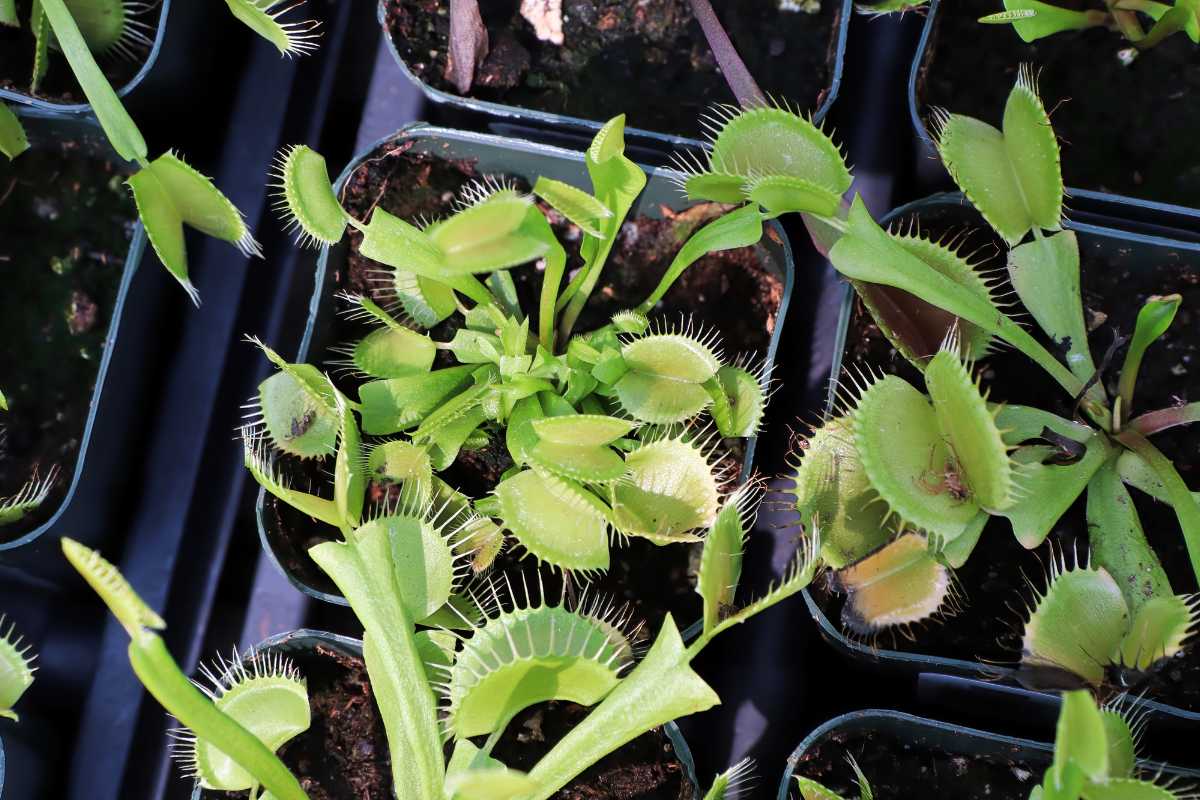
[1129,402,1200,436]
[1116,429,1200,586]
[687,0,765,107]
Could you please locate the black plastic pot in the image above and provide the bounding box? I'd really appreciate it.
[906,0,1200,226]
[802,192,1200,725]
[256,122,796,621]
[0,107,146,568]
[189,628,700,800]
[778,709,1200,800]
[0,0,171,113]
[378,0,851,151]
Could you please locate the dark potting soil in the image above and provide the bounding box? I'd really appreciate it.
[0,143,134,543]
[793,726,1047,798]
[207,644,692,800]
[0,0,163,104]
[385,0,841,138]
[491,701,694,800]
[812,201,1200,710]
[262,138,783,634]
[916,0,1200,208]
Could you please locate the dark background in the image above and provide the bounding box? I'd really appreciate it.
[0,2,1192,798]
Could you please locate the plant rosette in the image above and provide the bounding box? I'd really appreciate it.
[789,70,1200,719]
[252,122,794,636]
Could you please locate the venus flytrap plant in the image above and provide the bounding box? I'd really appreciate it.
[248,115,779,581]
[60,538,310,800]
[0,617,36,722]
[774,70,1200,693]
[239,393,824,798]
[0,102,28,160]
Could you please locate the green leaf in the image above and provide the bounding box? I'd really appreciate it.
[350,326,437,379]
[1052,691,1110,787]
[0,102,28,160]
[359,208,448,279]
[427,191,549,274]
[925,345,1016,511]
[256,368,339,460]
[272,144,348,247]
[0,619,35,721]
[835,533,951,633]
[852,373,982,543]
[697,487,752,635]
[243,433,341,527]
[613,371,713,424]
[0,0,16,26]
[703,759,755,800]
[224,0,321,56]
[637,204,764,313]
[788,416,894,569]
[1132,0,1200,43]
[359,365,476,435]
[1008,231,1096,385]
[932,68,1062,246]
[1100,708,1138,779]
[796,777,851,800]
[149,151,257,249]
[1118,594,1198,671]
[533,175,612,237]
[856,231,996,365]
[1087,461,1171,617]
[1118,294,1181,419]
[445,746,535,800]
[706,364,767,438]
[557,115,647,341]
[61,537,165,642]
[613,436,721,543]
[0,468,59,527]
[494,469,610,571]
[688,104,852,204]
[830,196,1083,398]
[191,653,310,791]
[127,167,192,301]
[622,332,722,383]
[394,268,458,328]
[1001,0,1105,40]
[129,152,259,303]
[745,173,842,217]
[331,383,365,531]
[530,414,635,446]
[1022,565,1128,686]
[53,0,126,53]
[443,603,630,738]
[38,0,147,162]
[30,0,48,91]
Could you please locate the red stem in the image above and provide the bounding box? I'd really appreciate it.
[1128,401,1200,436]
[688,0,766,108]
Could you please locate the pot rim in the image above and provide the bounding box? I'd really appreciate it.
[375,0,851,148]
[0,107,147,554]
[777,708,1200,800]
[0,0,173,114]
